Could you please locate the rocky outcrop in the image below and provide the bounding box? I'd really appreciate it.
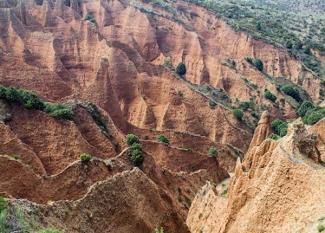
[187,116,325,233]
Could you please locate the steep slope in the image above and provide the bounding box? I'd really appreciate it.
[187,115,325,233]
[0,0,324,232]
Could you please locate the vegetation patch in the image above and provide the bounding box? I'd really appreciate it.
[268,133,281,141]
[280,84,301,102]
[44,103,74,120]
[126,133,140,146]
[245,57,264,72]
[157,134,170,144]
[232,108,244,121]
[0,85,74,121]
[264,89,277,102]
[183,0,325,78]
[154,226,165,233]
[303,107,325,125]
[80,153,92,163]
[84,14,97,24]
[208,146,218,157]
[126,134,144,166]
[271,119,288,137]
[176,62,187,76]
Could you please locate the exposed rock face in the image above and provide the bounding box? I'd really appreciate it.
[12,169,191,233]
[187,116,325,233]
[0,0,324,232]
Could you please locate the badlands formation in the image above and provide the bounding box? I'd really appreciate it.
[0,0,324,232]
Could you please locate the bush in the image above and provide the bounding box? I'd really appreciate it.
[280,84,301,102]
[155,227,165,233]
[254,59,264,72]
[245,57,263,72]
[271,119,288,137]
[84,14,96,24]
[157,135,170,144]
[318,225,325,233]
[80,153,92,163]
[297,101,314,117]
[50,108,74,120]
[0,197,7,213]
[125,134,140,146]
[208,147,218,157]
[239,101,251,110]
[303,108,325,125]
[0,85,45,110]
[268,134,281,140]
[176,62,186,76]
[130,148,144,166]
[44,103,74,120]
[232,108,244,121]
[264,89,277,102]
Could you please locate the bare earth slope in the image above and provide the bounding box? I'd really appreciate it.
[0,0,324,232]
[187,115,325,233]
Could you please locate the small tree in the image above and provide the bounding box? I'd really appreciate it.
[176,63,186,76]
[130,148,144,166]
[254,59,264,72]
[208,147,218,157]
[125,134,140,146]
[232,109,244,121]
[80,153,92,163]
[157,135,170,144]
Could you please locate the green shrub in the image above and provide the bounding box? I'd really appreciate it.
[50,108,74,120]
[232,108,244,121]
[280,84,301,102]
[268,133,281,140]
[271,119,288,137]
[0,197,7,213]
[176,62,186,76]
[303,108,325,125]
[254,59,264,72]
[208,147,218,157]
[130,148,144,166]
[44,103,74,120]
[297,101,314,117]
[318,224,325,233]
[80,153,92,163]
[84,14,96,24]
[264,89,277,102]
[0,85,74,121]
[126,138,144,166]
[125,134,140,146]
[155,227,165,233]
[36,228,61,233]
[0,85,45,110]
[130,143,142,151]
[239,101,251,110]
[245,57,263,72]
[157,135,170,144]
